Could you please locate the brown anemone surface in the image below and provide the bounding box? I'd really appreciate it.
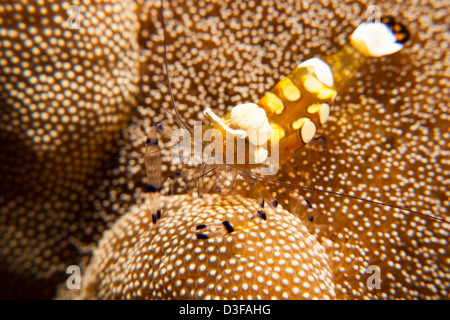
[0,0,449,299]
[70,194,336,300]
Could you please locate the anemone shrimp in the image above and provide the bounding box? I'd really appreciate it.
[96,0,450,300]
[140,0,444,238]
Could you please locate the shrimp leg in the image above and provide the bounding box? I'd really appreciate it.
[144,126,162,224]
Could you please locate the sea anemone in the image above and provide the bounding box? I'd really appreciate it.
[69,194,336,300]
[1,0,449,299]
[0,0,140,298]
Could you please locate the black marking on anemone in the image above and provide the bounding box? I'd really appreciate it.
[222,220,235,234]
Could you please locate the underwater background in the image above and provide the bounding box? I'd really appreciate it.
[0,0,448,299]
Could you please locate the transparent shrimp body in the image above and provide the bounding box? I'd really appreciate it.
[258,18,409,155]
[258,60,336,155]
[190,18,412,239]
[152,8,417,234]
[211,17,409,158]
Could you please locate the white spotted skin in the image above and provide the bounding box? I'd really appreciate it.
[350,22,403,57]
[50,0,450,301]
[300,119,316,144]
[298,58,334,88]
[78,194,337,300]
[319,103,330,124]
[227,103,272,146]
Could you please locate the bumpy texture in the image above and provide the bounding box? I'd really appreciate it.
[1,0,449,299]
[0,0,140,298]
[73,194,336,300]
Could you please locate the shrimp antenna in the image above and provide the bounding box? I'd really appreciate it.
[250,174,444,223]
[191,167,442,223]
[160,0,193,135]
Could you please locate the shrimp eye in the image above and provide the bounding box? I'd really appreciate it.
[380,16,410,44]
[155,122,164,132]
[146,136,158,146]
